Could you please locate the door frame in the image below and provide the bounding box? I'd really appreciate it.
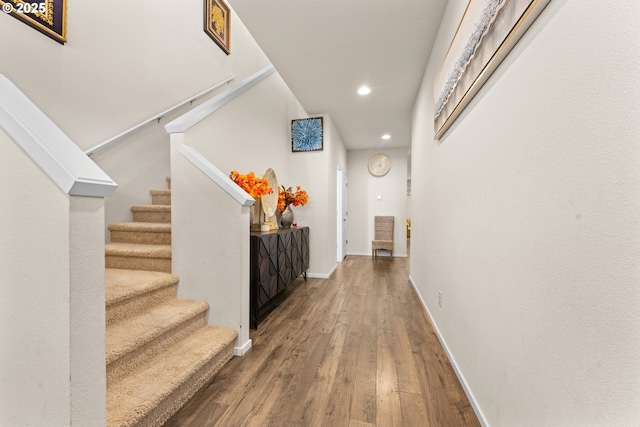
[336,166,347,261]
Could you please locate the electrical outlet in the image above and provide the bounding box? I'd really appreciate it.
[438,291,442,308]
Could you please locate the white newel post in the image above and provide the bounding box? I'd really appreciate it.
[69,195,108,425]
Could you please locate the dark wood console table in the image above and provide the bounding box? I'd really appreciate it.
[250,227,309,329]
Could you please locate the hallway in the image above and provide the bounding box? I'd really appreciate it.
[165,255,479,426]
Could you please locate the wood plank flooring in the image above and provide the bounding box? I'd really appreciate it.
[164,255,480,427]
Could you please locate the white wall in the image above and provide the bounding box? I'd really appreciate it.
[0,0,277,235]
[411,0,640,426]
[347,148,408,257]
[0,129,71,425]
[0,129,108,426]
[306,114,348,276]
[0,1,272,146]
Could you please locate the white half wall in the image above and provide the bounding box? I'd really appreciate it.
[411,0,640,425]
[170,135,252,354]
[0,129,107,426]
[0,128,71,425]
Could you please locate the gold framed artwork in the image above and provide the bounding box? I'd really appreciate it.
[204,0,231,55]
[1,0,67,44]
[434,0,552,139]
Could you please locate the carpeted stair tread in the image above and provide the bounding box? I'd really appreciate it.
[108,222,172,233]
[107,325,237,427]
[105,242,172,259]
[105,268,178,313]
[108,222,172,245]
[107,298,208,365]
[130,204,171,212]
[131,205,171,212]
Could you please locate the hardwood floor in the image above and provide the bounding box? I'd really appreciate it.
[164,255,480,427]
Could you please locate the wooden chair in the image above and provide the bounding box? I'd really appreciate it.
[372,216,394,258]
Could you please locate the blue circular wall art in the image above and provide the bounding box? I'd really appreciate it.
[291,117,323,152]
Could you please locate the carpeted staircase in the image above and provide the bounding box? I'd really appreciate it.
[105,177,238,427]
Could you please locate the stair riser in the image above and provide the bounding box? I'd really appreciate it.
[106,256,171,273]
[107,312,207,384]
[151,194,171,205]
[107,285,178,325]
[110,230,171,245]
[132,211,171,224]
[126,340,235,427]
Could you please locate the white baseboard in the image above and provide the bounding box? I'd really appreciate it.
[347,252,408,258]
[408,275,489,427]
[233,338,252,356]
[306,264,336,279]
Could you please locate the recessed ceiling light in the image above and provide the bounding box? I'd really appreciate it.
[382,134,391,140]
[357,86,371,95]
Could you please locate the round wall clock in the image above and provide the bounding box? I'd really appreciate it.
[368,153,391,177]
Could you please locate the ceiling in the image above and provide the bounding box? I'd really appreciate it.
[227,0,448,151]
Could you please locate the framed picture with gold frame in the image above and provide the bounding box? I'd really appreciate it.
[0,0,67,44]
[204,0,230,55]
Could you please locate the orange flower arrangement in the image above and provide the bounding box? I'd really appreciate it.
[278,185,309,211]
[229,170,273,199]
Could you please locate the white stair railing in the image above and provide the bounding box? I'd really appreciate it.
[165,65,275,133]
[84,74,237,157]
[0,74,117,197]
[178,144,254,206]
